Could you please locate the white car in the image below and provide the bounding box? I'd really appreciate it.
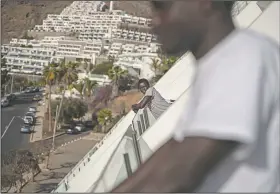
[26,112,36,118]
[24,116,34,125]
[75,124,85,132]
[1,99,9,107]
[38,100,45,106]
[28,107,37,112]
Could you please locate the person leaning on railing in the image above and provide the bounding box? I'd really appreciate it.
[131,78,175,119]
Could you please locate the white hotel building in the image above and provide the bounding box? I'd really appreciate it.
[1,0,161,81]
[52,1,279,193]
[3,46,55,74]
[32,12,155,43]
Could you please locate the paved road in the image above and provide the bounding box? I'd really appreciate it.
[1,91,93,156]
[22,138,98,193]
[1,92,39,154]
[24,131,92,156]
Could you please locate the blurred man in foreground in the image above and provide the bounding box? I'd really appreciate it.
[113,1,279,192]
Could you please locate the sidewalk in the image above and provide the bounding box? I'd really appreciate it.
[30,105,44,142]
[83,132,106,141]
[22,138,97,193]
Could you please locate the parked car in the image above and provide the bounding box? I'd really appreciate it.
[75,124,86,132]
[33,87,40,92]
[26,112,36,118]
[38,100,45,106]
[33,95,41,101]
[24,89,32,93]
[84,120,94,128]
[24,116,34,125]
[20,125,33,133]
[65,127,80,135]
[6,94,16,101]
[1,99,10,107]
[28,106,37,112]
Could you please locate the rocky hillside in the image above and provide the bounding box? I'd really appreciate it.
[114,1,152,18]
[1,0,152,44]
[1,0,73,44]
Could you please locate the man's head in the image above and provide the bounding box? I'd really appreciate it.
[151,1,235,56]
[138,78,150,94]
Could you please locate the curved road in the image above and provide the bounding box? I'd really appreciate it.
[2,92,93,156]
[1,92,39,154]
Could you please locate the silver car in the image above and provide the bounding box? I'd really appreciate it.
[24,116,34,125]
[1,99,9,107]
[20,125,33,133]
[28,107,37,112]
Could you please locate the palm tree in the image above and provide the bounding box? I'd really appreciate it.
[161,56,178,74]
[108,66,128,98]
[61,62,79,88]
[1,58,7,69]
[83,61,94,73]
[38,77,46,87]
[43,63,58,132]
[97,108,112,133]
[53,61,78,132]
[73,82,84,98]
[150,58,162,75]
[83,77,98,99]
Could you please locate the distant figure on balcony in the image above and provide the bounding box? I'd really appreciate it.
[131,78,174,119]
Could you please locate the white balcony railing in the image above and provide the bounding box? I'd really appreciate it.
[53,115,126,192]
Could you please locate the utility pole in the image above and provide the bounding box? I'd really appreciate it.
[52,105,59,151]
[4,85,7,96]
[10,75,14,94]
[109,1,113,12]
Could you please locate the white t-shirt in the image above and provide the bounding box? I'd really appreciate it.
[173,29,279,192]
[145,87,171,119]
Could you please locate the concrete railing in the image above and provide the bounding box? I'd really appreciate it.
[53,116,125,192]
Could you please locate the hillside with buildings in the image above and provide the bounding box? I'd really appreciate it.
[1,1,161,82]
[1,0,152,44]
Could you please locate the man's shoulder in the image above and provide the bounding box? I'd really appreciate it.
[197,29,279,88]
[234,29,279,56]
[206,29,279,68]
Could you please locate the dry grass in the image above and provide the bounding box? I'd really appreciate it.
[110,90,143,116]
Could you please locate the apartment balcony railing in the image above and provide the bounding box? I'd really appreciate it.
[53,116,126,192]
[89,107,158,192]
[53,106,157,193]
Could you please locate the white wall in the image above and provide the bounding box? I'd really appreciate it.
[154,52,196,100]
[250,1,279,43]
[234,1,279,43]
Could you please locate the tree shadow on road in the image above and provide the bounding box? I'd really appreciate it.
[34,182,58,193]
[50,161,77,170]
[34,171,67,182]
